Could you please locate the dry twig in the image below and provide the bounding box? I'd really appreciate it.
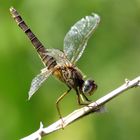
[20,76,140,140]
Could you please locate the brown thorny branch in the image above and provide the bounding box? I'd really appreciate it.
[20,76,140,140]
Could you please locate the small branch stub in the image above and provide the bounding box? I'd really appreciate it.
[21,76,140,140]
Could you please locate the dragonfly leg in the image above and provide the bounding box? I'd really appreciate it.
[56,88,71,127]
[76,89,82,105]
[76,89,91,105]
[81,92,91,102]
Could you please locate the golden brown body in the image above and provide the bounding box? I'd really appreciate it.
[53,66,84,90]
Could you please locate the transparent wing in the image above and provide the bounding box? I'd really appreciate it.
[28,68,52,100]
[64,13,100,64]
[45,48,71,66]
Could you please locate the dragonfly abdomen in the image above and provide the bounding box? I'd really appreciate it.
[10,7,57,68]
[42,55,57,69]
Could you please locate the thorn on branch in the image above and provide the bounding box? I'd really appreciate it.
[125,78,130,85]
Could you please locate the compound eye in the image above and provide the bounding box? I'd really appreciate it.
[82,80,97,95]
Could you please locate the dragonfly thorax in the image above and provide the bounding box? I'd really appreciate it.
[53,66,83,89]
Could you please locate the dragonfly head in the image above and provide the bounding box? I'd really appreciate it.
[82,79,97,96]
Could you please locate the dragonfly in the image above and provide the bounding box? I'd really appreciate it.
[10,7,100,120]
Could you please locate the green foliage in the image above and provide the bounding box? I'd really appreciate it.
[0,0,140,140]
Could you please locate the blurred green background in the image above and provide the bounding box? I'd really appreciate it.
[0,0,140,140]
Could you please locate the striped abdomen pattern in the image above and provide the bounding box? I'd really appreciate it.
[10,7,56,69]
